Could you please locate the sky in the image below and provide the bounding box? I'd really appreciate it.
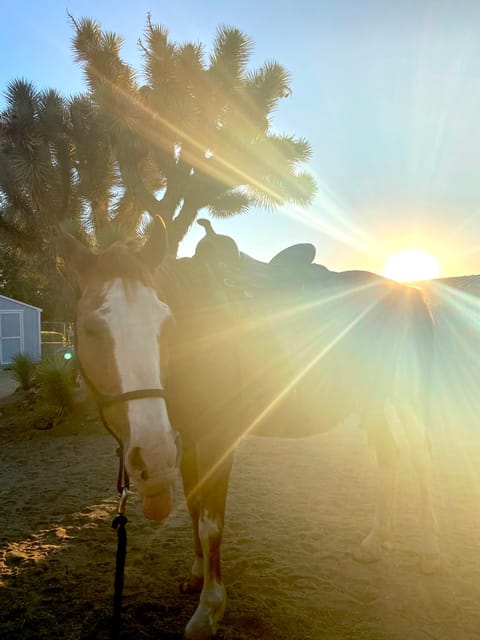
[2,0,480,278]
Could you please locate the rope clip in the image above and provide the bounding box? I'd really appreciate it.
[117,486,129,516]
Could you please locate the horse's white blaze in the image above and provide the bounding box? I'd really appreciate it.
[102,279,175,488]
[102,279,168,390]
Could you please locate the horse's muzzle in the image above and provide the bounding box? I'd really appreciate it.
[142,486,174,521]
[125,428,181,521]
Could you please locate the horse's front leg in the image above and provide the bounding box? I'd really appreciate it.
[184,436,233,640]
[180,445,204,594]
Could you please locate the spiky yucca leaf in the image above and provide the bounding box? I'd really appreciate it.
[70,16,103,65]
[248,170,317,209]
[209,25,252,82]
[4,78,40,123]
[62,216,92,246]
[36,354,76,411]
[208,189,251,218]
[10,353,36,390]
[141,19,177,90]
[245,61,292,116]
[96,222,130,248]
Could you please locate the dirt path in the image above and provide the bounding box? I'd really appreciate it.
[1,393,480,639]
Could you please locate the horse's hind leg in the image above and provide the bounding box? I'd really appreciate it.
[355,406,399,563]
[396,403,440,574]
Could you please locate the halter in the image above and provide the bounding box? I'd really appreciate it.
[74,326,167,426]
[95,387,167,410]
[74,348,173,482]
[92,387,170,493]
[79,376,171,464]
[77,354,167,431]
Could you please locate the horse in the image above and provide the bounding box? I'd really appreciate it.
[60,216,439,640]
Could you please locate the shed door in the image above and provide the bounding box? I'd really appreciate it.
[0,312,23,365]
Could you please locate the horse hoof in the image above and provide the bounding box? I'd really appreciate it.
[184,605,221,640]
[353,546,382,564]
[353,534,384,564]
[180,575,204,594]
[184,626,214,640]
[184,587,226,640]
[418,552,441,575]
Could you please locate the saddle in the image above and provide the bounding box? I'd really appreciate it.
[269,243,316,266]
[239,247,330,293]
[195,219,331,295]
[193,220,360,435]
[193,220,385,435]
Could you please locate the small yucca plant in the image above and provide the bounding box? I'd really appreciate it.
[10,353,36,390]
[36,354,76,412]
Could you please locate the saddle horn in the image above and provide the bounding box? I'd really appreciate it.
[195,219,240,265]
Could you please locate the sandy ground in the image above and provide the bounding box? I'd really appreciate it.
[1,370,480,639]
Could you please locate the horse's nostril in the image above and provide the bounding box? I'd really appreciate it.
[129,447,149,481]
[129,446,145,472]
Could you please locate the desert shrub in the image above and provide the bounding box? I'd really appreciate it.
[36,354,76,411]
[10,353,36,390]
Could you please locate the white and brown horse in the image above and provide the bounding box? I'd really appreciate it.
[61,217,439,639]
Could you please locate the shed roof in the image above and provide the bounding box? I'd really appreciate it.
[0,294,42,311]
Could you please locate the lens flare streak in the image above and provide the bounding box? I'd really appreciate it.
[186,293,384,501]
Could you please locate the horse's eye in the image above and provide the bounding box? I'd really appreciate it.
[83,319,101,339]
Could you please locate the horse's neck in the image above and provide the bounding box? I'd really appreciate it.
[155,257,224,310]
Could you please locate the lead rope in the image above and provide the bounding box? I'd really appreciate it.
[111,448,130,639]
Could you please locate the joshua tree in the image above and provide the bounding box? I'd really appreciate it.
[70,13,316,253]
[0,13,316,289]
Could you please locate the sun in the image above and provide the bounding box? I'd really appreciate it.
[383,249,440,283]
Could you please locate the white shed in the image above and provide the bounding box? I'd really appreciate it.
[0,294,42,364]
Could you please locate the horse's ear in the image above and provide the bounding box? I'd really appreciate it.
[140,216,168,271]
[55,225,93,289]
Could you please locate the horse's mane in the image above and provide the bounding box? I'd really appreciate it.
[155,256,236,318]
[154,257,207,310]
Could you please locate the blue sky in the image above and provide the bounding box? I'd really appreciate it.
[2,0,480,277]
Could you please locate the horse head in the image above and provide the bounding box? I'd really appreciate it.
[58,217,178,521]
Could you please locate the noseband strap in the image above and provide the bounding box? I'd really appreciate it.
[74,326,167,411]
[96,387,168,493]
[96,388,167,409]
